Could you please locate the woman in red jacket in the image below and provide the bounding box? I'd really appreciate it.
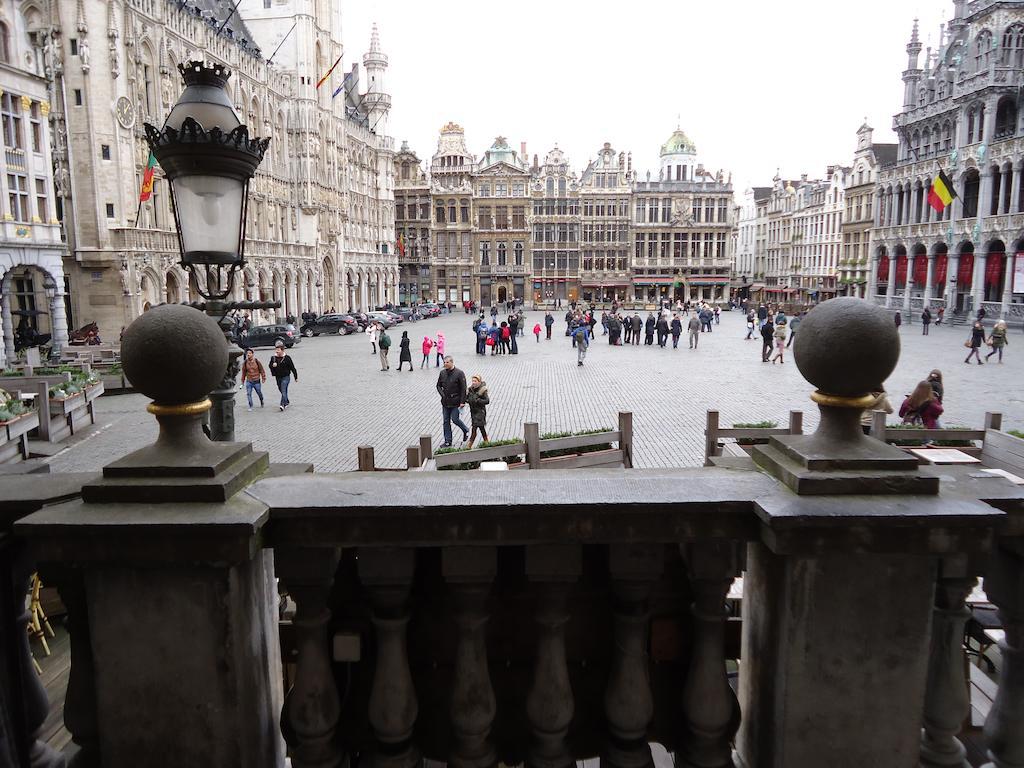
[899,381,944,429]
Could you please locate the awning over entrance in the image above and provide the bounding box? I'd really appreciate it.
[632,276,677,286]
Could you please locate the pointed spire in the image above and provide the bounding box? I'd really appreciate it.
[369,23,381,54]
[107,1,119,38]
[76,0,88,33]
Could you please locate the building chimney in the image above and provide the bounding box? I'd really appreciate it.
[521,141,527,159]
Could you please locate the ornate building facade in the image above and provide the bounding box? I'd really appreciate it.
[47,0,394,336]
[631,130,733,303]
[871,3,1024,320]
[0,0,67,366]
[579,142,633,304]
[790,167,847,302]
[530,147,580,305]
[472,137,529,306]
[394,140,430,305]
[839,124,896,297]
[429,122,474,305]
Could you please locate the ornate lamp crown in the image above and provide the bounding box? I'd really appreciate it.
[178,60,232,89]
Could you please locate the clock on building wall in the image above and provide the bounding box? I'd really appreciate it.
[115,97,136,129]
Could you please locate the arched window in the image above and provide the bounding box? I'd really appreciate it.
[976,30,993,72]
[1002,24,1024,67]
[514,241,523,265]
[943,121,953,150]
[921,128,930,156]
[497,242,507,265]
[558,177,566,196]
[0,22,9,63]
[931,127,941,156]
[401,162,410,180]
[912,130,921,156]
[141,44,156,118]
[545,177,554,196]
[447,199,456,222]
[996,96,1018,139]
[967,106,978,143]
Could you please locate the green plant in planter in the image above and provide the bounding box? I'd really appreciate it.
[437,438,524,470]
[885,423,974,447]
[0,409,15,423]
[732,420,778,446]
[539,427,614,458]
[0,369,22,377]
[1009,429,1024,440]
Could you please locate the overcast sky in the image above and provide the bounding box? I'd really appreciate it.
[341,1,948,192]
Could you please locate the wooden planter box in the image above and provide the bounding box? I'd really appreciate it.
[99,373,127,391]
[49,392,84,416]
[0,411,39,463]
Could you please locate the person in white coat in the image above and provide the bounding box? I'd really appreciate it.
[366,323,378,355]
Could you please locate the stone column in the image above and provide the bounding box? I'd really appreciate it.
[287,280,298,319]
[982,540,1024,768]
[872,191,882,228]
[980,169,994,219]
[1,292,15,366]
[1003,167,1013,214]
[920,556,977,768]
[972,251,988,311]
[1001,253,1015,318]
[952,173,965,221]
[947,253,960,312]
[50,291,69,354]
[886,253,898,307]
[925,254,936,300]
[1013,163,1023,214]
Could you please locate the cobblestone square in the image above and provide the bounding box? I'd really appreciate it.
[50,309,1024,473]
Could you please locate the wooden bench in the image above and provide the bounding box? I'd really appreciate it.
[704,410,804,467]
[868,411,1003,461]
[979,428,1024,473]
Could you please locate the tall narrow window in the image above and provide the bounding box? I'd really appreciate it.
[0,23,10,63]
[7,173,28,221]
[29,102,41,153]
[34,177,48,221]
[1,94,23,149]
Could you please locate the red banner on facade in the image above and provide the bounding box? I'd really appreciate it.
[986,253,1005,288]
[895,254,908,288]
[935,254,948,286]
[913,255,928,287]
[877,256,890,281]
[958,254,974,288]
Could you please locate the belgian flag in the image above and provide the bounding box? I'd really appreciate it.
[927,169,956,213]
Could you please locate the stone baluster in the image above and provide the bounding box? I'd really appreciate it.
[920,555,977,768]
[1000,253,1014,319]
[678,542,740,768]
[603,544,663,768]
[982,541,1024,768]
[360,547,419,768]
[525,544,581,768]
[54,567,100,767]
[886,253,898,307]
[278,547,343,768]
[443,547,497,768]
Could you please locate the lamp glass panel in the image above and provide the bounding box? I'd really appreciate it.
[165,101,241,132]
[172,175,243,258]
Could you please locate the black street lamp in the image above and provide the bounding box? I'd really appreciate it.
[144,61,279,441]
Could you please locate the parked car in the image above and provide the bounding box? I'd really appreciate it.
[396,307,418,322]
[420,302,442,317]
[348,312,371,329]
[366,312,394,328]
[242,324,300,348]
[300,314,359,337]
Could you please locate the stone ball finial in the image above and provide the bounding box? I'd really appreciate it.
[121,304,228,405]
[793,298,900,397]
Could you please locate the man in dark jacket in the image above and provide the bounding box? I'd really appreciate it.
[761,319,775,362]
[508,315,519,354]
[670,314,682,348]
[631,313,642,345]
[624,313,633,344]
[656,315,670,347]
[544,312,554,340]
[436,356,469,447]
[644,313,656,345]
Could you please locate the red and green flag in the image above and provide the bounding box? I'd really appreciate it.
[396,233,406,257]
[139,152,157,202]
[927,169,956,213]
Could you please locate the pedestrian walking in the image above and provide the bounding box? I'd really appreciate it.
[670,314,682,348]
[644,313,656,345]
[899,381,944,428]
[624,313,633,344]
[421,335,434,368]
[466,375,490,448]
[745,311,755,340]
[435,332,446,367]
[397,331,413,372]
[894,311,902,330]
[927,369,944,403]
[688,312,701,349]
[771,320,787,364]
[544,312,554,340]
[631,313,642,345]
[761,318,775,362]
[986,319,1009,363]
[936,307,945,325]
[964,321,985,364]
[500,322,511,354]
[366,322,378,355]
[268,341,298,411]
[436,356,469,447]
[787,312,802,348]
[860,388,894,434]
[477,322,489,355]
[574,322,589,366]
[757,304,768,328]
[714,305,721,325]
[509,315,519,354]
[656,315,669,348]
[378,327,391,371]
[239,348,265,410]
[921,307,932,335]
[533,322,541,342]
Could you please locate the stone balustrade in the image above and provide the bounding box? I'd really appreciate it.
[1,299,1023,768]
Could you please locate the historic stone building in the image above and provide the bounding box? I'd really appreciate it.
[46,0,394,336]
[428,122,474,305]
[472,137,529,307]
[790,167,847,302]
[0,0,67,366]
[530,147,580,305]
[393,141,430,305]
[839,124,897,297]
[578,142,634,304]
[871,3,1024,320]
[733,186,771,302]
[631,130,733,304]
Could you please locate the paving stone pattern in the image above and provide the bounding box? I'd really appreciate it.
[49,309,1024,473]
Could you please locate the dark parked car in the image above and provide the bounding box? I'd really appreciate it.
[367,312,395,328]
[396,307,418,322]
[300,314,359,337]
[242,324,300,348]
